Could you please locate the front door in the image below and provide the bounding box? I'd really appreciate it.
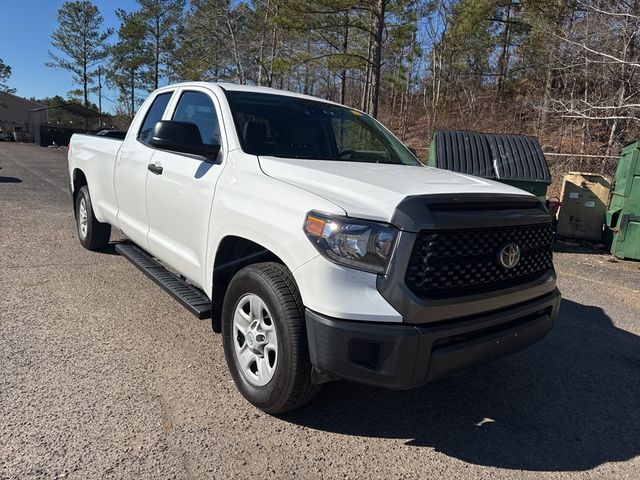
[145,88,225,287]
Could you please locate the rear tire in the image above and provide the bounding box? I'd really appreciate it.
[75,185,111,251]
[221,262,319,413]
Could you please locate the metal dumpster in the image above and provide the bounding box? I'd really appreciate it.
[606,140,640,260]
[427,130,552,199]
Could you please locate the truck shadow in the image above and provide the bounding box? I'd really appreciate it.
[283,299,640,472]
[96,243,124,256]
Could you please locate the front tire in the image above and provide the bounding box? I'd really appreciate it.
[75,185,111,251]
[221,262,319,413]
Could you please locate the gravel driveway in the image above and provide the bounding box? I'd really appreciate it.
[1,143,638,479]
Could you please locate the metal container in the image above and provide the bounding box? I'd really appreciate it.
[557,173,611,242]
[427,130,551,200]
[606,141,640,259]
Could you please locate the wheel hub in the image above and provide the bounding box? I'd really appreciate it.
[246,321,268,352]
[78,198,88,238]
[232,294,278,386]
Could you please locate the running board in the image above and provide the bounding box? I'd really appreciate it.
[115,242,212,319]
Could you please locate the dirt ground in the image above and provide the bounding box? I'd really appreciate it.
[1,143,638,479]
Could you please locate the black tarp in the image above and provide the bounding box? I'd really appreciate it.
[433,130,551,183]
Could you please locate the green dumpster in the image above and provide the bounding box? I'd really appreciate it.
[427,130,552,200]
[606,140,640,260]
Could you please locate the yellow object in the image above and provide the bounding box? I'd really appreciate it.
[557,172,611,242]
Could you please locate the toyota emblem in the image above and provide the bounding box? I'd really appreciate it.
[499,243,521,269]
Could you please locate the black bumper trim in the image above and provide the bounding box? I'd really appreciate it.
[305,289,561,389]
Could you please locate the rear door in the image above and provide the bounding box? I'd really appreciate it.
[114,90,174,248]
[145,87,226,286]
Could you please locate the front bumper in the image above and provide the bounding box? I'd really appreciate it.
[305,288,561,389]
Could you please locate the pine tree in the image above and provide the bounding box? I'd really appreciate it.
[47,1,112,108]
[108,9,150,117]
[131,0,185,90]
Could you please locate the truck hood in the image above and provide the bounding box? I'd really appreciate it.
[258,156,533,222]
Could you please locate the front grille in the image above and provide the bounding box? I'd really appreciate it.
[405,223,553,298]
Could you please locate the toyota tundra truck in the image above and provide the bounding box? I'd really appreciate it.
[68,82,561,413]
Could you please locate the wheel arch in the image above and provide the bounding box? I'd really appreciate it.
[71,168,88,212]
[211,235,293,332]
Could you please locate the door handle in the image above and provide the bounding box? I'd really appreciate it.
[148,163,163,175]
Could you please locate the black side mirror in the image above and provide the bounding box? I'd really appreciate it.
[149,120,220,160]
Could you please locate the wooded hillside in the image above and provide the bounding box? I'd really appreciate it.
[47,0,640,165]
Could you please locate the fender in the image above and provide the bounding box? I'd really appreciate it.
[203,150,345,302]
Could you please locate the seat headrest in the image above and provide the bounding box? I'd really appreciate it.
[244,121,267,140]
[243,121,269,154]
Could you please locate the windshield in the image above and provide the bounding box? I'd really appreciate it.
[225,91,421,166]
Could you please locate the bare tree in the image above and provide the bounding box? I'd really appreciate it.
[546,0,640,154]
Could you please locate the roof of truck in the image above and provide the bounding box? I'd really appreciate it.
[156,81,349,109]
[220,83,347,107]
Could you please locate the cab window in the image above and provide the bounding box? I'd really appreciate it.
[172,91,220,146]
[138,92,172,145]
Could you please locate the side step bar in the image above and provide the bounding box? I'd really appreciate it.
[115,242,212,319]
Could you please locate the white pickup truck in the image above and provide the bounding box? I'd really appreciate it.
[68,82,560,413]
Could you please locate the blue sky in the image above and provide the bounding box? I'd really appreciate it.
[0,0,139,112]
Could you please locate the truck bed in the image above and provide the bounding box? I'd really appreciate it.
[69,133,123,226]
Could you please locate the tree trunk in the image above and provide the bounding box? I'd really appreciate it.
[83,57,88,108]
[370,0,386,118]
[227,17,245,84]
[361,31,372,112]
[303,34,312,95]
[97,66,102,128]
[537,0,568,135]
[83,54,88,129]
[580,4,590,153]
[257,0,270,86]
[495,0,513,102]
[155,17,160,90]
[390,57,399,119]
[401,12,418,140]
[538,65,553,135]
[268,5,278,87]
[605,0,639,156]
[428,36,444,137]
[130,69,135,118]
[340,11,349,105]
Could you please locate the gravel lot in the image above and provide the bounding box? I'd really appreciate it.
[1,142,639,479]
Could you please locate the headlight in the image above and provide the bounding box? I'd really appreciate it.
[304,212,398,274]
